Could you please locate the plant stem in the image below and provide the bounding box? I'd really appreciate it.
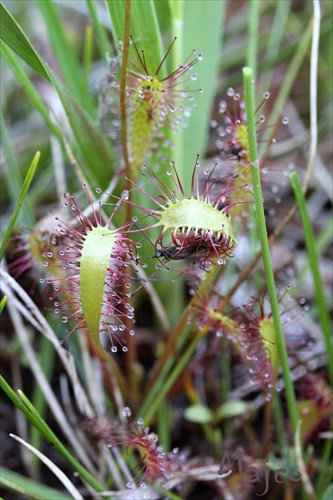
[243,67,298,436]
[0,376,106,494]
[247,0,260,78]
[290,171,332,385]
[0,151,39,261]
[119,0,131,181]
[119,0,136,384]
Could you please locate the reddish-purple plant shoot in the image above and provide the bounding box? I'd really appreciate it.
[81,407,185,488]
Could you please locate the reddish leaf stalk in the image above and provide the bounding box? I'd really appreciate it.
[119,0,136,384]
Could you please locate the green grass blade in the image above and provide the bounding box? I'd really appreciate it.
[0,296,8,314]
[2,45,119,188]
[82,24,94,110]
[247,0,260,77]
[37,1,85,106]
[0,467,72,500]
[260,17,313,149]
[290,171,333,384]
[0,43,61,140]
[0,376,106,493]
[86,0,112,60]
[259,0,291,94]
[243,67,298,436]
[51,74,119,186]
[30,336,56,475]
[181,1,226,187]
[0,151,39,261]
[10,434,84,500]
[0,111,35,228]
[142,331,204,425]
[0,3,50,82]
[107,0,165,76]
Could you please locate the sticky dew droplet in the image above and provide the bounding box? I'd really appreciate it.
[122,406,132,417]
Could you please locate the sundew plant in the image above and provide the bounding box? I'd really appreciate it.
[1,1,332,499]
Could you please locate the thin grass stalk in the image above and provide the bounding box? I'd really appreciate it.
[245,0,261,277]
[303,0,320,189]
[0,113,35,228]
[259,17,313,152]
[0,43,61,138]
[315,435,333,496]
[243,67,298,436]
[37,1,82,103]
[138,264,221,419]
[247,0,260,78]
[30,335,56,478]
[0,152,39,261]
[168,0,184,183]
[157,400,171,451]
[119,0,131,182]
[0,467,72,500]
[0,377,106,494]
[86,0,111,60]
[82,24,94,110]
[290,171,332,384]
[2,280,98,475]
[163,1,187,324]
[141,331,205,426]
[10,434,84,500]
[118,0,136,383]
[259,0,291,95]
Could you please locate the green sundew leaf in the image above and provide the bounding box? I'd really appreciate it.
[0,467,72,500]
[37,0,84,105]
[0,151,40,262]
[216,400,248,420]
[106,0,165,77]
[297,399,332,442]
[80,226,116,337]
[0,3,50,82]
[259,318,280,378]
[184,404,214,424]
